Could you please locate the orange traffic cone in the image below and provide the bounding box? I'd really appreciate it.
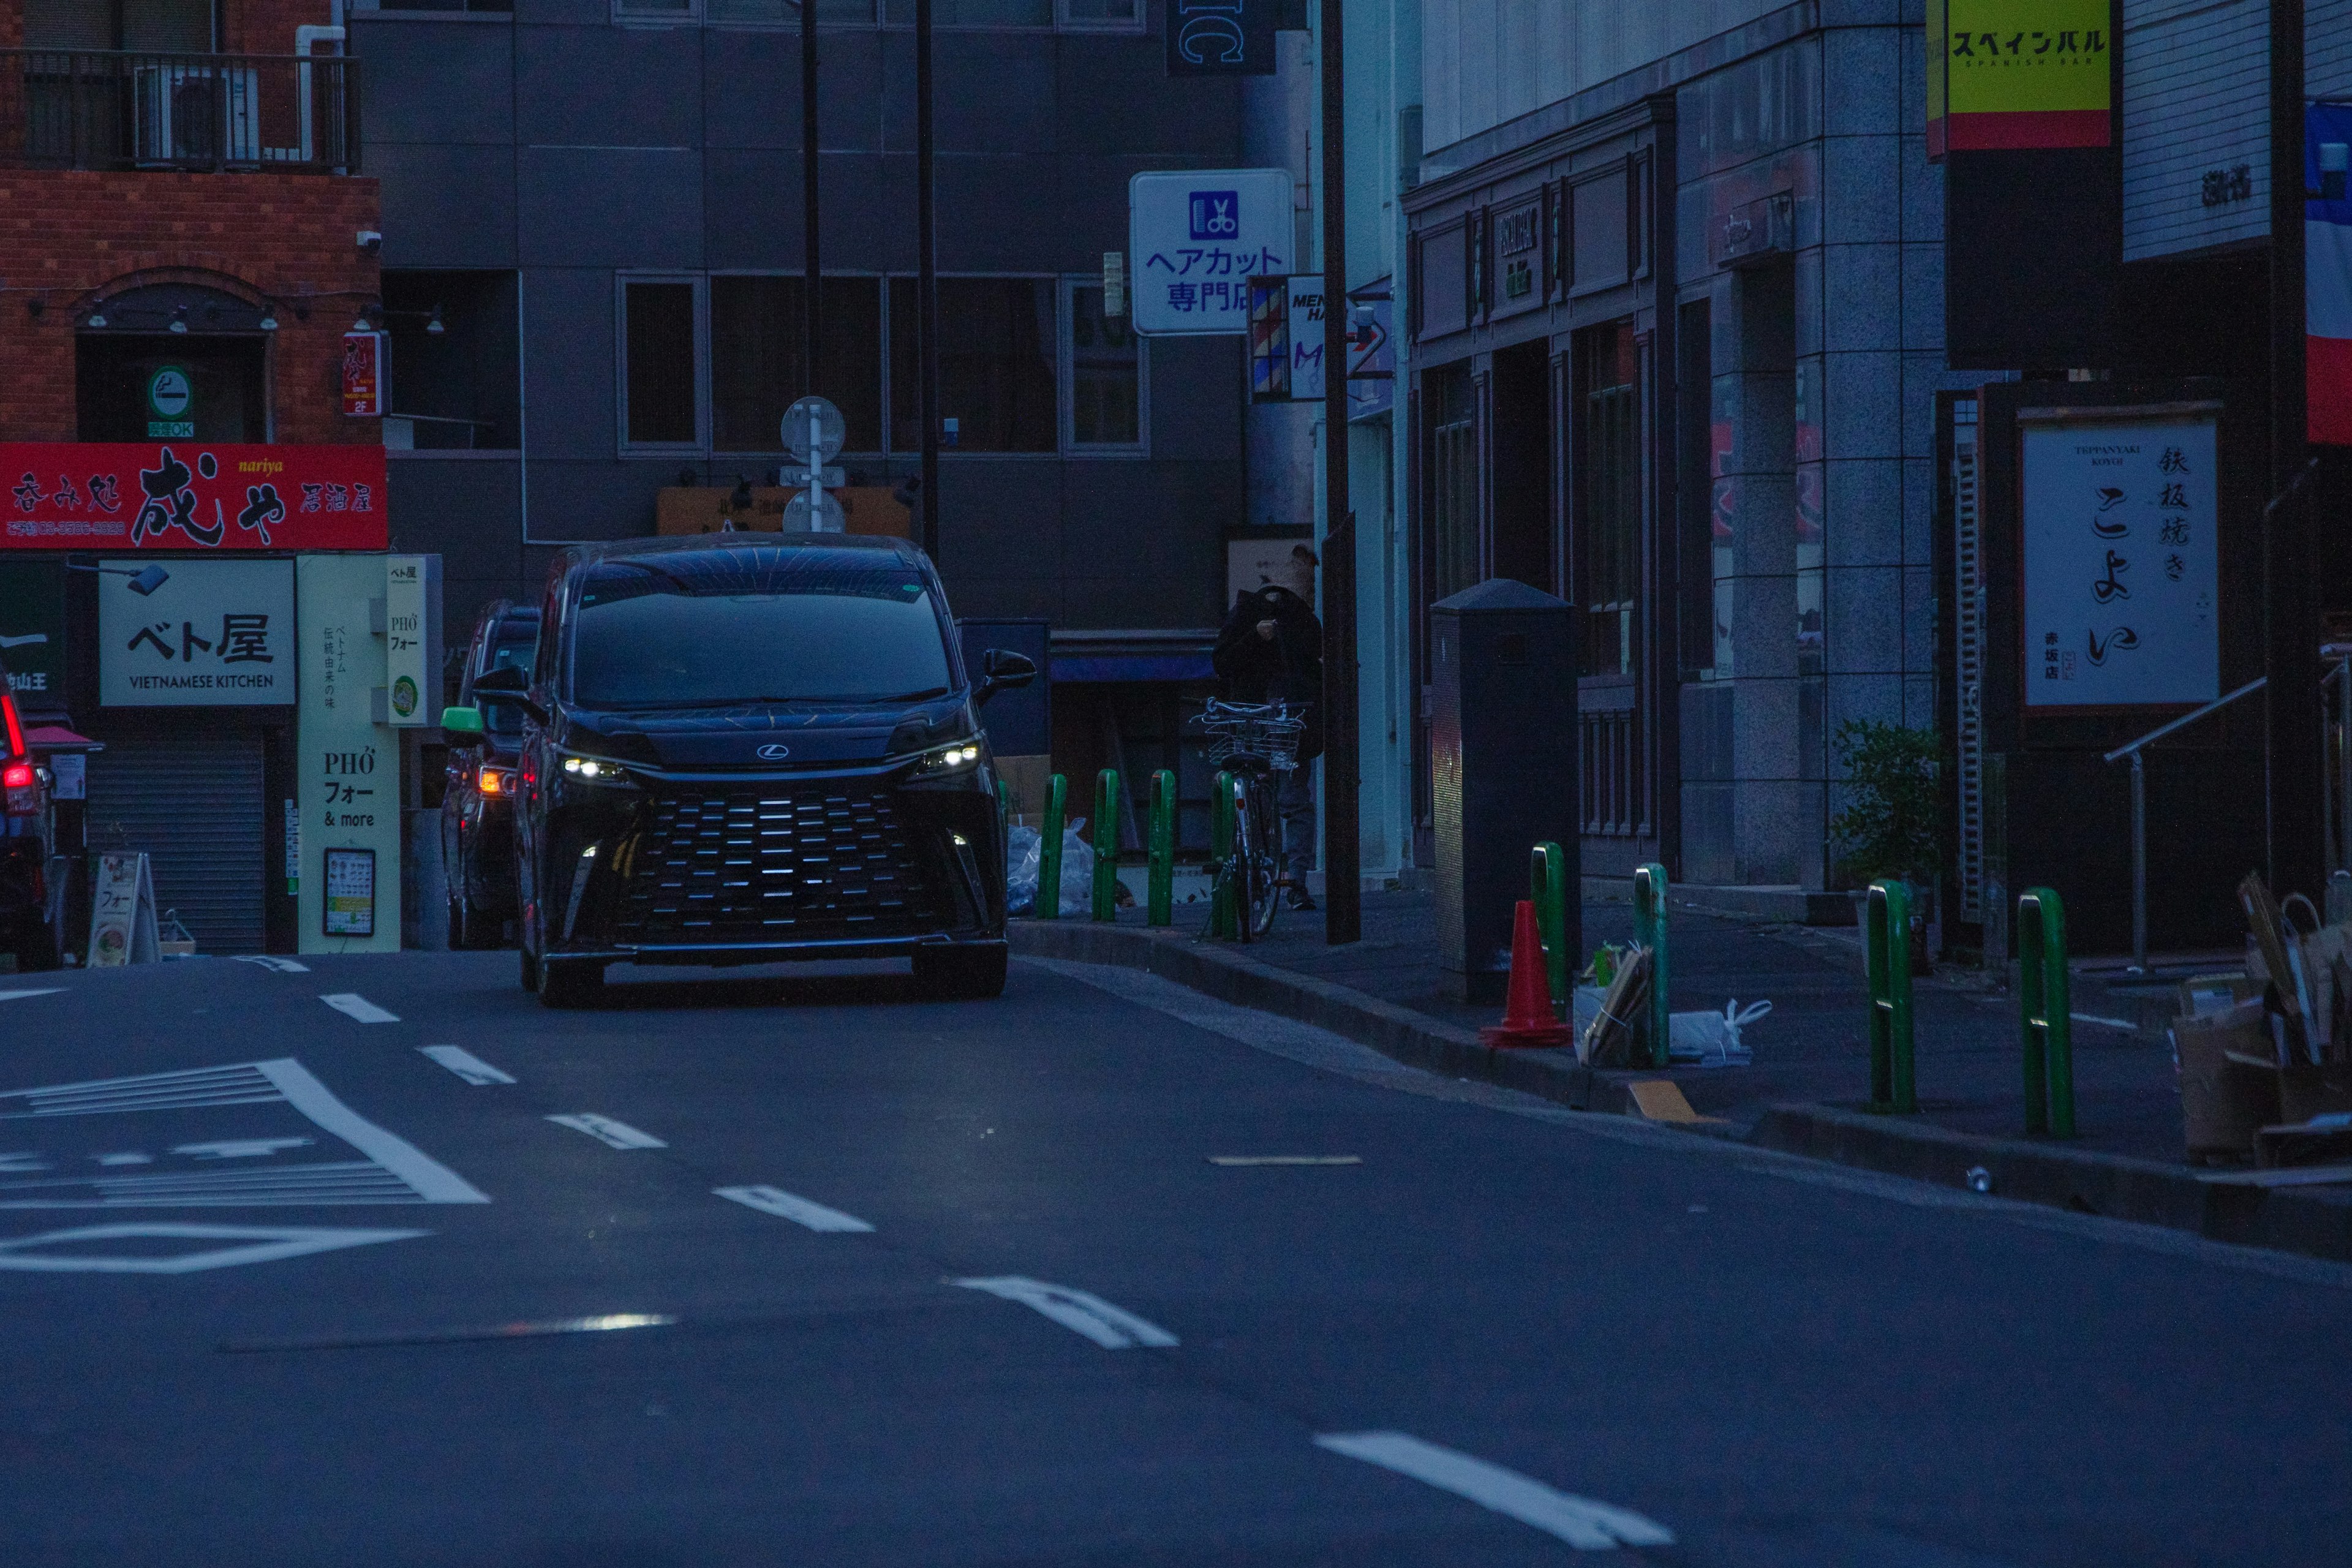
[1482,899,1572,1048]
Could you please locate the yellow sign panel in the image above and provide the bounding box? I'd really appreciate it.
[1932,0,2112,153]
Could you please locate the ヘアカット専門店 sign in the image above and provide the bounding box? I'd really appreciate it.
[1,443,388,552]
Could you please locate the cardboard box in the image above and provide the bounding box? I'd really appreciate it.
[2173,1000,2278,1159]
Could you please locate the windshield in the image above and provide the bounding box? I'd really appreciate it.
[569,559,953,709]
[477,621,539,736]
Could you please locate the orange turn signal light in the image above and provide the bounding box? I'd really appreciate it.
[478,766,506,796]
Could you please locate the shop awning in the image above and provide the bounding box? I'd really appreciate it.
[26,725,102,753]
[1048,629,1218,684]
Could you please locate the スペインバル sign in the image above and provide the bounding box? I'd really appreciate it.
[1,443,388,552]
[99,557,296,707]
[2021,413,2219,710]
[1129,170,1294,336]
[1926,0,2112,157]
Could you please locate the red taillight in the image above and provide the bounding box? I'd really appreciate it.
[3,761,34,816]
[478,766,505,797]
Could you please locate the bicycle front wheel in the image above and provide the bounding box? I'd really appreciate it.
[1240,777,1281,937]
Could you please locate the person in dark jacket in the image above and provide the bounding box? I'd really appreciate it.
[1212,545,1322,911]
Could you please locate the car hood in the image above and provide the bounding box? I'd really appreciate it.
[556,701,973,770]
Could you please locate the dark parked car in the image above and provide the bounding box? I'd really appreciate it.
[0,650,56,971]
[439,601,541,948]
[443,534,1035,1007]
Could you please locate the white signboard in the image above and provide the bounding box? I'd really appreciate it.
[86,851,159,968]
[99,558,295,706]
[1129,169,1293,336]
[2021,415,2220,709]
[296,554,399,954]
[384,555,431,726]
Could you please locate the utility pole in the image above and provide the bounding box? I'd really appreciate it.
[1319,0,1359,944]
[915,0,942,560]
[2269,0,2319,899]
[801,0,820,384]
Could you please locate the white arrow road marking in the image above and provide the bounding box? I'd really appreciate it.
[0,1223,428,1274]
[418,1046,516,1086]
[0,989,64,1003]
[952,1276,1178,1349]
[233,956,309,973]
[1313,1432,1673,1551]
[715,1185,873,1232]
[319,993,399,1024]
[547,1114,667,1150]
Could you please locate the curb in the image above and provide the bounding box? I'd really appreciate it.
[1008,919,1643,1117]
[1011,918,2352,1267]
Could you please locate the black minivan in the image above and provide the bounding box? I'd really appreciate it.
[443,533,1033,1007]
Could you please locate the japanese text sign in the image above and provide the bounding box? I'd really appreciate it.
[1130,170,1294,336]
[2021,415,2219,710]
[99,557,295,707]
[342,331,385,418]
[2,443,388,552]
[1927,0,2111,157]
[0,560,67,703]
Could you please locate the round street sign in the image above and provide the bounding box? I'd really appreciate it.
[782,396,846,462]
[146,366,194,421]
[781,489,846,533]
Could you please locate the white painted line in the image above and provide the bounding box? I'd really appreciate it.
[952,1275,1177,1349]
[714,1185,873,1232]
[0,989,63,1003]
[418,1046,516,1086]
[254,1059,491,1204]
[1208,1155,1362,1166]
[547,1114,667,1150]
[2070,1012,2140,1031]
[319,993,399,1024]
[1313,1432,1673,1551]
[0,1223,428,1274]
[233,956,310,974]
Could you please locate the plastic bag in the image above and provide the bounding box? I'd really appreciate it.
[1667,1000,1771,1068]
[1004,821,1095,918]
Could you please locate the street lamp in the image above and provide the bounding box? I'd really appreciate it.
[66,563,170,595]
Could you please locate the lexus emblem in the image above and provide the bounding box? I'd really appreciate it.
[756,743,791,760]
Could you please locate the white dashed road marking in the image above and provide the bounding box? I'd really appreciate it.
[418,1046,516,1086]
[953,1276,1178,1349]
[233,956,310,973]
[714,1185,873,1232]
[0,989,63,1003]
[1313,1431,1673,1551]
[547,1114,667,1150]
[0,1223,429,1274]
[319,993,399,1024]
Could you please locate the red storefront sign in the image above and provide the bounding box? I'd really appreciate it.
[342,331,385,418]
[1,443,389,551]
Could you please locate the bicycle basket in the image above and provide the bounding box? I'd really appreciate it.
[1190,700,1306,772]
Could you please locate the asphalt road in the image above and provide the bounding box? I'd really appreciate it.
[0,949,2346,1567]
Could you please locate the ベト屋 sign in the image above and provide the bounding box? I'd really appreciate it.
[2020,412,2220,710]
[98,557,296,707]
[1,443,388,552]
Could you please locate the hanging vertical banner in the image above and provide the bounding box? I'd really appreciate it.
[2308,102,2352,444]
[1166,0,1276,76]
[1928,0,2112,158]
[341,332,385,418]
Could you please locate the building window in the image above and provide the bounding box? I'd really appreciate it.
[619,276,703,450]
[710,275,884,454]
[1577,322,1640,677]
[881,0,1051,23]
[382,271,520,451]
[1425,364,1478,603]
[888,277,1056,454]
[1061,279,1144,453]
[1057,0,1141,28]
[706,0,876,21]
[615,0,699,20]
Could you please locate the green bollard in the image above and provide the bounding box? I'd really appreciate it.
[1530,843,1569,1004]
[1633,862,1671,1069]
[1866,879,1917,1113]
[2019,888,2075,1138]
[997,777,1010,829]
[1147,770,1176,928]
[1208,768,1235,939]
[1091,769,1121,922]
[1036,773,1067,921]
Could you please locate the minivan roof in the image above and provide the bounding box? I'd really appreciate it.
[554,531,921,579]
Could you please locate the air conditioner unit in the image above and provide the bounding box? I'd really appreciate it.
[132,64,260,167]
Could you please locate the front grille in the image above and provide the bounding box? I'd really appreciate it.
[614,785,944,944]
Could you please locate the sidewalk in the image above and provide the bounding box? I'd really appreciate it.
[1013,888,2352,1265]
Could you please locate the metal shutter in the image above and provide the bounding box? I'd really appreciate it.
[85,719,266,956]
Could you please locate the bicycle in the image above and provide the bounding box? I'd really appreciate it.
[1190,698,1305,941]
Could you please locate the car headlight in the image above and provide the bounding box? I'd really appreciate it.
[913,740,982,777]
[559,752,634,784]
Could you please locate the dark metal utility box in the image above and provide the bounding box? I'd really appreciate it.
[1431,579,1580,1005]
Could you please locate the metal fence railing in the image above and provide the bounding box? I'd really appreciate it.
[0,50,357,175]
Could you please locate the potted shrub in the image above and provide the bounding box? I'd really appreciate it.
[1830,720,1943,961]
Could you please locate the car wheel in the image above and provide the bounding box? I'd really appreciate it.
[519,944,541,992]
[912,943,1008,1001]
[447,892,473,951]
[538,958,605,1009]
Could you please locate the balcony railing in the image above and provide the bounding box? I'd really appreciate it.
[0,50,358,175]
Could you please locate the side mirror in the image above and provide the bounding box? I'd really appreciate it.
[473,666,527,695]
[976,648,1037,705]
[441,706,484,737]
